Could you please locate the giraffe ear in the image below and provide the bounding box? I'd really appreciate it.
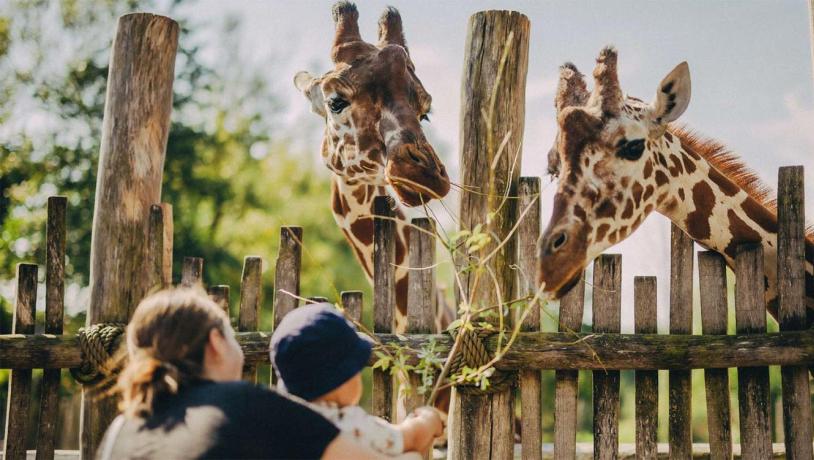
[650,61,691,125]
[294,71,326,117]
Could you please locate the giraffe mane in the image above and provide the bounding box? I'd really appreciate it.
[671,126,814,240]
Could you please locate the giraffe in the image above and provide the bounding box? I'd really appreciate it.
[538,46,813,323]
[293,2,451,333]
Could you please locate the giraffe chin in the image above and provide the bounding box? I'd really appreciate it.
[391,184,437,207]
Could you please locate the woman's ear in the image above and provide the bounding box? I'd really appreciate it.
[294,71,326,117]
[206,328,227,362]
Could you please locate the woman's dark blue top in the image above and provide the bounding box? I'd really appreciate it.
[98,380,339,459]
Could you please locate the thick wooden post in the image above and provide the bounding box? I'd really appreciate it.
[373,196,396,421]
[36,197,67,460]
[592,255,621,460]
[698,251,733,460]
[735,244,772,458]
[776,166,813,459]
[3,264,37,460]
[668,225,693,459]
[517,177,542,460]
[82,13,178,457]
[634,276,658,459]
[450,10,529,460]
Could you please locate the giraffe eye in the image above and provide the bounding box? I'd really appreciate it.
[617,139,645,161]
[328,97,350,114]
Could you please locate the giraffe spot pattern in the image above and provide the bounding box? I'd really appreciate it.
[685,181,715,241]
[621,199,634,219]
[723,209,763,259]
[708,167,740,197]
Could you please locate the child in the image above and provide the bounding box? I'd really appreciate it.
[270,303,445,458]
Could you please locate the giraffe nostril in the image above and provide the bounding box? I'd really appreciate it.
[550,232,568,253]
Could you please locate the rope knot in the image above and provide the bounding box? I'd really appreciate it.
[71,323,127,385]
[447,327,514,394]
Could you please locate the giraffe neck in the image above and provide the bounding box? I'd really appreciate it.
[653,130,814,317]
[330,175,410,332]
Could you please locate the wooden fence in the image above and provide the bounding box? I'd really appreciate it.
[1,9,813,460]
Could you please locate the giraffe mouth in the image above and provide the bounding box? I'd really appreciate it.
[390,183,437,207]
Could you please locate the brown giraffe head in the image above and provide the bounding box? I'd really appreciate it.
[538,46,692,297]
[293,2,449,207]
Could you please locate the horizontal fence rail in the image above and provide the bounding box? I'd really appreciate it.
[4,329,814,371]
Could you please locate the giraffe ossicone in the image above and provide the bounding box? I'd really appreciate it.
[293,1,451,332]
[539,46,813,320]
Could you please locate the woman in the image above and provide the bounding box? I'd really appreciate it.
[98,287,391,459]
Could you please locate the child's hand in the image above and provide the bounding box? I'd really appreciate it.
[410,406,445,437]
[398,406,446,454]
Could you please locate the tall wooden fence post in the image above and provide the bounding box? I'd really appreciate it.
[735,244,772,457]
[776,165,813,458]
[81,13,178,457]
[3,264,37,460]
[36,196,67,460]
[274,226,302,325]
[406,217,435,460]
[634,276,658,458]
[592,255,621,460]
[669,225,693,458]
[239,256,263,383]
[373,196,396,421]
[553,272,585,460]
[450,10,529,460]
[698,251,732,459]
[517,177,542,460]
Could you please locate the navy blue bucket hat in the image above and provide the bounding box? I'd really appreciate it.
[270,302,372,400]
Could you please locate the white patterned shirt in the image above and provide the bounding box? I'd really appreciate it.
[308,402,420,459]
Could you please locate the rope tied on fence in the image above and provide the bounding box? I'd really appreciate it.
[70,323,127,385]
[446,327,514,394]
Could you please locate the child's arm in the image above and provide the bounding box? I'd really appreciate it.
[395,407,445,454]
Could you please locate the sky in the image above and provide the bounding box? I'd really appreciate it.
[155,0,814,332]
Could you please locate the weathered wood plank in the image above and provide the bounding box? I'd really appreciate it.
[669,225,693,459]
[407,218,435,459]
[554,272,585,460]
[4,329,814,371]
[207,285,230,316]
[36,197,66,460]
[735,244,772,458]
[776,166,813,460]
[341,291,363,324]
[239,256,262,383]
[698,251,732,460]
[516,177,542,460]
[273,226,302,327]
[373,196,395,421]
[4,264,38,460]
[181,256,203,288]
[147,203,173,292]
[82,13,178,456]
[634,276,658,459]
[450,9,529,460]
[593,255,621,460]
